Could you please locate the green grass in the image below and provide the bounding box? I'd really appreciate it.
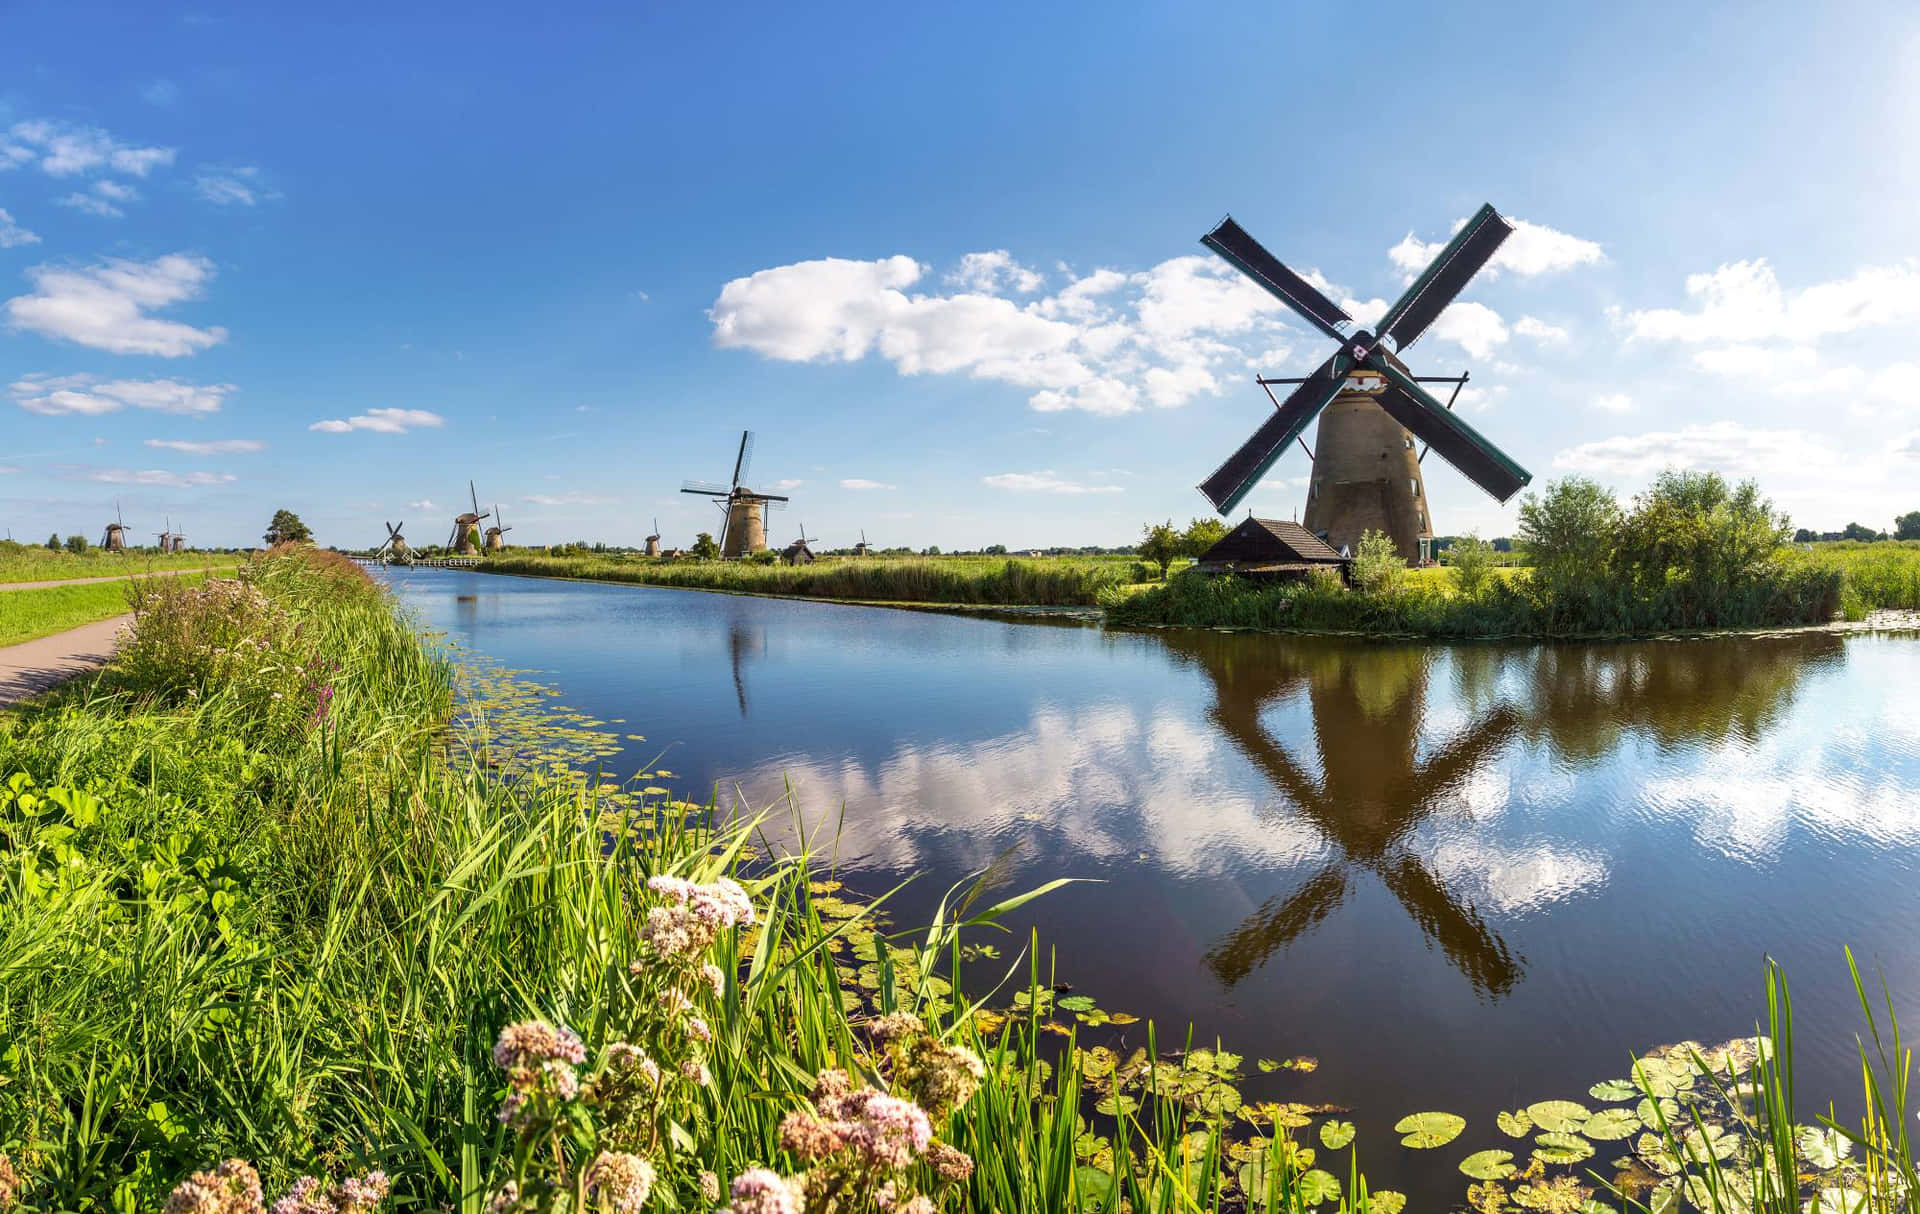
[477,552,1145,606]
[0,541,237,585]
[0,574,221,646]
[1787,540,1920,615]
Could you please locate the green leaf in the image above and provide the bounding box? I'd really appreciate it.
[1635,1096,1680,1129]
[1588,1079,1638,1102]
[1257,1058,1281,1073]
[1498,1109,1534,1138]
[1525,1100,1591,1133]
[1371,1192,1408,1214]
[1583,1109,1639,1141]
[1319,1120,1355,1150]
[1394,1111,1466,1149]
[1460,1149,1518,1180]
[1532,1132,1594,1165]
[1057,994,1097,1013]
[1298,1169,1342,1206]
[1797,1125,1852,1170]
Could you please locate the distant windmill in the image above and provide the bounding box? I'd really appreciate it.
[484,504,513,553]
[447,482,489,554]
[852,528,870,558]
[782,520,818,566]
[170,523,187,553]
[680,430,790,558]
[155,517,177,553]
[645,518,662,558]
[376,521,409,563]
[101,502,128,552]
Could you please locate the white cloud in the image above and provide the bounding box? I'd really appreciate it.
[1895,431,1920,460]
[1623,259,1920,343]
[772,478,804,490]
[983,472,1124,495]
[1389,216,1604,279]
[710,249,1307,417]
[1592,392,1634,413]
[0,119,175,177]
[1427,300,1509,360]
[56,191,124,219]
[308,407,444,434]
[525,491,619,506]
[1552,421,1842,482]
[5,253,226,356]
[143,437,264,454]
[195,167,268,206]
[408,498,435,509]
[947,250,1043,294]
[1514,315,1569,343]
[840,478,895,491]
[1454,384,1508,413]
[82,467,235,488]
[0,208,40,248]
[93,180,138,202]
[10,373,234,416]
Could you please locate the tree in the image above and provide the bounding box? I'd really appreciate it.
[690,531,720,560]
[1895,511,1920,541]
[1518,476,1621,600]
[1138,520,1183,578]
[1446,533,1495,599]
[45,532,60,551]
[1841,522,1884,542]
[1349,529,1407,596]
[1793,527,1817,544]
[264,509,313,546]
[64,534,88,554]
[1180,516,1228,559]
[983,544,1008,555]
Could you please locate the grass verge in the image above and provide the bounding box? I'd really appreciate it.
[0,574,208,647]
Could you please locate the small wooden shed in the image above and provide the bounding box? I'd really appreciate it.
[1194,517,1349,581]
[782,539,816,566]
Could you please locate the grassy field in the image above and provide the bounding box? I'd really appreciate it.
[479,551,1147,606]
[0,541,238,585]
[1786,539,1920,613]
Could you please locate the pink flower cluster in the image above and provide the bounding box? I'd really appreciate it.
[640,875,756,961]
[585,1151,657,1213]
[268,1172,392,1214]
[720,1168,805,1214]
[492,1019,588,1127]
[164,1160,264,1214]
[778,1070,934,1170]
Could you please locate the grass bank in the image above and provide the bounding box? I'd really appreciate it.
[478,552,1143,607]
[1787,540,1920,615]
[0,542,236,585]
[0,572,223,647]
[4,546,1916,1213]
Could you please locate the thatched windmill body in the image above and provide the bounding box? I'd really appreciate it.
[484,504,513,553]
[447,482,489,555]
[375,521,410,563]
[852,529,870,557]
[681,431,789,558]
[169,525,187,553]
[645,518,661,558]
[154,517,177,554]
[100,503,128,552]
[782,521,818,566]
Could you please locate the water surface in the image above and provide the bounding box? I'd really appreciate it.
[387,568,1920,1197]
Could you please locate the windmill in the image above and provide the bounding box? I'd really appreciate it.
[1197,204,1532,562]
[484,504,513,552]
[100,502,128,552]
[447,482,489,554]
[680,430,789,558]
[782,520,818,566]
[170,523,187,553]
[375,521,409,563]
[154,517,177,553]
[645,518,662,558]
[852,529,870,558]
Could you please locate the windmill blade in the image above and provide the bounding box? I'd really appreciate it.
[1198,354,1349,515]
[1200,216,1353,343]
[469,480,481,516]
[750,492,790,503]
[1367,360,1531,502]
[682,480,730,495]
[732,430,754,488]
[1376,203,1511,352]
[1371,849,1522,997]
[1203,866,1350,987]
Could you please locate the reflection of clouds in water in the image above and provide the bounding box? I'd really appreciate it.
[1423,839,1609,916]
[733,701,1331,877]
[1643,760,1920,864]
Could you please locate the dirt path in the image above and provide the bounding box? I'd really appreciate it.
[0,566,224,592]
[0,613,130,706]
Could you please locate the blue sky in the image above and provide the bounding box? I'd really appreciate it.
[4,0,1920,550]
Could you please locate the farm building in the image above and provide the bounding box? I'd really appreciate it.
[1193,517,1349,581]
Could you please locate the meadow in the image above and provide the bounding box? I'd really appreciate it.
[1,578,160,647]
[0,540,239,585]
[479,551,1145,607]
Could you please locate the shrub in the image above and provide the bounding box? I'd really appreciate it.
[1446,534,1495,600]
[1348,529,1406,597]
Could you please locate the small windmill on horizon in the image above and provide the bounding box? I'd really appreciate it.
[154,517,177,554]
[680,430,789,558]
[484,504,513,552]
[852,528,870,557]
[782,520,818,566]
[645,518,662,558]
[447,482,489,554]
[101,502,128,552]
[376,521,409,563]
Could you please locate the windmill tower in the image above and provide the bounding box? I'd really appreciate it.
[447,482,489,555]
[852,529,870,558]
[376,521,409,563]
[1197,206,1532,563]
[484,504,513,552]
[782,521,818,565]
[170,524,187,553]
[680,431,790,558]
[155,517,177,554]
[100,502,128,552]
[645,518,661,558]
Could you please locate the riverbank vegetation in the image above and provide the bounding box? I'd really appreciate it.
[0,539,236,585]
[1109,471,1918,637]
[0,572,216,646]
[477,551,1145,606]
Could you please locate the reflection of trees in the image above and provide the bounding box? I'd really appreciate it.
[1158,633,1524,998]
[1157,630,1840,998]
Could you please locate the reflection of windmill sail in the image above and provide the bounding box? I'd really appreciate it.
[1163,632,1525,997]
[725,615,765,718]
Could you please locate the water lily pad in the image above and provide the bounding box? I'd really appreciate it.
[1257,1058,1281,1073]
[1578,1201,1616,1214]
[1797,1125,1852,1170]
[1371,1192,1407,1214]
[1499,1109,1534,1138]
[1057,994,1097,1013]
[1460,1149,1518,1180]
[1636,1096,1681,1129]
[1583,1108,1640,1141]
[1395,1111,1466,1148]
[1634,1132,1682,1176]
[1681,1125,1737,1162]
[1513,1175,1594,1213]
[1094,1094,1138,1116]
[1319,1120,1355,1150]
[1527,1100,1591,1133]
[1298,1169,1342,1206]
[1533,1132,1595,1164]
[1589,1079,1639,1102]
[1803,1188,1867,1214]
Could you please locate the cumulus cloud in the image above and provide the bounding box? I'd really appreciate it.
[82,467,235,488]
[408,498,435,509]
[0,119,175,177]
[308,407,444,434]
[772,478,804,490]
[947,250,1043,294]
[10,373,233,416]
[983,472,1124,495]
[1895,431,1920,460]
[1389,217,1604,279]
[1426,300,1509,360]
[5,254,226,356]
[1622,258,1920,343]
[1552,421,1842,482]
[0,208,39,248]
[195,167,271,206]
[839,478,895,490]
[56,190,124,219]
[143,437,264,454]
[1514,315,1568,342]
